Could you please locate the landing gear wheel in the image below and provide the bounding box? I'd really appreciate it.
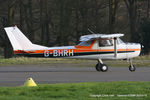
[95,63,108,72]
[100,64,108,72]
[129,65,136,72]
[95,63,101,71]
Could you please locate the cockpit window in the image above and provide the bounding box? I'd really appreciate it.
[99,39,113,47]
[78,41,92,46]
[117,38,124,44]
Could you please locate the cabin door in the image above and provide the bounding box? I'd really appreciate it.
[97,39,114,59]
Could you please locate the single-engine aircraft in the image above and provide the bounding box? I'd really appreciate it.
[4,26,141,72]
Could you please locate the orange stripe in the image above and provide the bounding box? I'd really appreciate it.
[14,48,140,54]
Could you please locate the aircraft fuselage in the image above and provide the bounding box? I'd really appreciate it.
[14,40,141,60]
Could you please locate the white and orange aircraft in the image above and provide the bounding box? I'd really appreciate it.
[4,26,141,72]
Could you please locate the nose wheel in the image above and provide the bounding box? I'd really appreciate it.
[95,59,108,72]
[129,65,136,72]
[129,59,136,72]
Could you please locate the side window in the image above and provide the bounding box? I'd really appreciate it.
[99,39,113,47]
[78,41,92,46]
[109,39,113,45]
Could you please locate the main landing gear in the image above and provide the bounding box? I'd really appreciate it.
[128,59,136,72]
[95,59,108,72]
[95,59,136,72]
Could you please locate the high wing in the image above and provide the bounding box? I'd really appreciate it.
[80,34,124,41]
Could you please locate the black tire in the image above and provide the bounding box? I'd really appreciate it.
[129,65,136,72]
[95,63,108,72]
[100,64,108,72]
[95,63,101,71]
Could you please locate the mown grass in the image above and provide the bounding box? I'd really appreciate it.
[0,82,149,100]
[0,56,150,67]
[0,57,93,65]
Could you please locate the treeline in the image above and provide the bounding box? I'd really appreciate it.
[0,0,150,58]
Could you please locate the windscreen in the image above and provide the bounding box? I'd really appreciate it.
[117,38,124,44]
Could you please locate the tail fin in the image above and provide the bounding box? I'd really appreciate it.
[4,26,33,50]
[4,26,48,51]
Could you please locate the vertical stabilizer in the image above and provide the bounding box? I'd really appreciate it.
[4,26,33,50]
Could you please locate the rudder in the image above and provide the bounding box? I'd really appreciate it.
[4,26,33,50]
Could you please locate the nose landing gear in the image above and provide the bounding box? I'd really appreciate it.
[129,59,136,72]
[129,65,136,72]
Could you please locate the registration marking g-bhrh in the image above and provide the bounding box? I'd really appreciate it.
[53,49,74,57]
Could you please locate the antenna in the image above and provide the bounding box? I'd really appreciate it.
[88,28,95,34]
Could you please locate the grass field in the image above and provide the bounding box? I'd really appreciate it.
[0,82,149,100]
[0,56,150,67]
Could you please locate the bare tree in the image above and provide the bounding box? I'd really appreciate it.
[109,0,120,34]
[4,0,16,58]
[124,0,137,41]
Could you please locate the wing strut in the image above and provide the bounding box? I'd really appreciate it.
[114,37,117,58]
